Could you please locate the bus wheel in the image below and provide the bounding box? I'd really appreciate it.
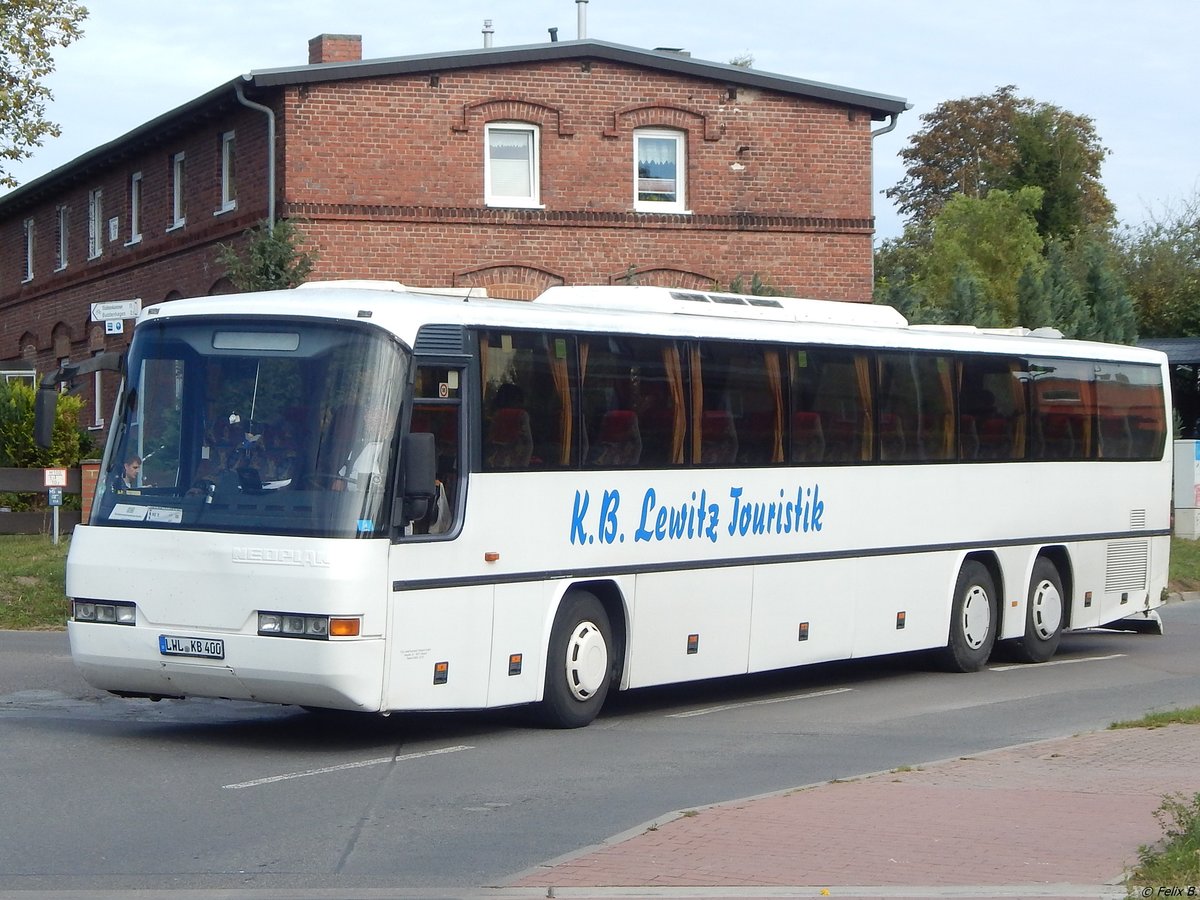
[537,591,613,728]
[940,560,997,672]
[1009,558,1065,664]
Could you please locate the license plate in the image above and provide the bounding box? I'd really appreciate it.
[159,635,225,659]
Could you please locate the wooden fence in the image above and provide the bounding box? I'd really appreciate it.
[0,464,99,535]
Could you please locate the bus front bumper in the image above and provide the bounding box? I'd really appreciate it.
[68,621,386,712]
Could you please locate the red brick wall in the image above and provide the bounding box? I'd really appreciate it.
[1,54,882,431]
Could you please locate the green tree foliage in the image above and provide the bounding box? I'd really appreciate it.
[0,0,88,188]
[1080,242,1137,343]
[1114,193,1200,338]
[217,219,317,292]
[886,85,1112,241]
[0,380,84,467]
[917,187,1046,324]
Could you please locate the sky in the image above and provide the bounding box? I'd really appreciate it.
[5,0,1198,242]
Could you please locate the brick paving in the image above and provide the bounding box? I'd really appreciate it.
[509,724,1200,897]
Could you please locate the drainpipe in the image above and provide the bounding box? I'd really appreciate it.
[235,79,277,229]
[869,112,901,289]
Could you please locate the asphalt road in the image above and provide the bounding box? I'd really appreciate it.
[2,599,1198,895]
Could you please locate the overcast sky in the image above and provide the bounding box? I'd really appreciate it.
[6,0,1197,241]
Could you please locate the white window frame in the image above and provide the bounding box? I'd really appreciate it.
[55,205,68,271]
[22,218,34,282]
[484,122,541,209]
[91,368,106,429]
[127,171,143,244]
[217,131,237,214]
[88,188,104,259]
[633,128,688,214]
[169,152,187,230]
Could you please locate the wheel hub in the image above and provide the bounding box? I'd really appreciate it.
[565,620,609,701]
[961,585,992,650]
[1030,579,1063,640]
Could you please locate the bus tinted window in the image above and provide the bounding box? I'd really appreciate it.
[1028,358,1096,460]
[694,343,785,466]
[959,357,1028,460]
[1096,362,1167,460]
[581,335,683,468]
[790,348,873,463]
[481,331,577,470]
[876,352,954,462]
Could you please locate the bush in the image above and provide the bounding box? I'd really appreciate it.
[0,380,90,510]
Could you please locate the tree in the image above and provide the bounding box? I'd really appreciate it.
[915,187,1045,325]
[886,85,1112,240]
[1114,193,1200,338]
[0,0,88,188]
[1080,242,1137,344]
[217,219,317,291]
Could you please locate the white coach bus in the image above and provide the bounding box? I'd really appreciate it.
[39,281,1171,727]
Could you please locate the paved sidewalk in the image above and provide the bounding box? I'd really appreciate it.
[506,724,1200,900]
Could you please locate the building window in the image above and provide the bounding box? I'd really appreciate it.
[22,218,34,282]
[484,122,540,208]
[634,128,687,213]
[128,171,143,244]
[55,206,68,270]
[169,152,186,229]
[88,188,104,259]
[218,131,237,213]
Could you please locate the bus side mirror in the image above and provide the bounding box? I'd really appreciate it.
[34,387,58,449]
[400,432,437,522]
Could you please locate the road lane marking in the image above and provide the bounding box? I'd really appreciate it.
[989,653,1126,673]
[667,687,853,718]
[222,744,473,790]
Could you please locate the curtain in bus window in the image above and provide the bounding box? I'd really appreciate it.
[764,350,784,464]
[547,336,573,466]
[663,344,686,465]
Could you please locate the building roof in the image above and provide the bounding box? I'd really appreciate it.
[0,38,909,216]
[1139,338,1200,365]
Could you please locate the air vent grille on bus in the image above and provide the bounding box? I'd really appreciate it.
[414,324,467,355]
[1105,540,1149,593]
[1130,509,1147,529]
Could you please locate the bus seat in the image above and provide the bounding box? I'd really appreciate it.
[589,410,642,466]
[790,411,825,463]
[1099,414,1133,458]
[486,408,533,469]
[978,416,1011,458]
[700,410,738,464]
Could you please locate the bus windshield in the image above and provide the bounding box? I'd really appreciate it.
[94,316,408,539]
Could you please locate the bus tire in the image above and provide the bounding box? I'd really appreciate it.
[1009,558,1065,664]
[939,560,997,673]
[537,590,613,728]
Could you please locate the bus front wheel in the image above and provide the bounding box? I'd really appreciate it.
[940,560,997,672]
[1008,558,1065,664]
[537,590,613,728]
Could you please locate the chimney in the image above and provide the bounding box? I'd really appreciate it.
[308,34,363,65]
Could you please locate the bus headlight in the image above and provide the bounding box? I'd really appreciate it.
[73,600,136,625]
[257,612,360,639]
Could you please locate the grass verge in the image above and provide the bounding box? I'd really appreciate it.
[0,534,71,630]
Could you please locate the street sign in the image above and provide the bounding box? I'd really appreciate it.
[47,487,63,507]
[43,468,67,487]
[105,320,124,334]
[90,298,142,322]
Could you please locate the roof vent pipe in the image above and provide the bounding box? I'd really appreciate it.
[482,19,493,48]
[577,0,588,39]
[548,27,558,42]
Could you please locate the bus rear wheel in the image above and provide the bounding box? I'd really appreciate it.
[939,560,997,672]
[537,590,613,728]
[1009,558,1065,663]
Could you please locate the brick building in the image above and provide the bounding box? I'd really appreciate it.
[0,35,907,432]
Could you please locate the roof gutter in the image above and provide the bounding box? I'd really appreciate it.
[870,113,900,138]
[234,79,276,228]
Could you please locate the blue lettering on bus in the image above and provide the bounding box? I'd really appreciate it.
[573,483,825,547]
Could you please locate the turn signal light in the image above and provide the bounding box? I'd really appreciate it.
[330,617,361,637]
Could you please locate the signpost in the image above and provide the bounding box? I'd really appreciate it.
[44,468,67,545]
[90,298,141,323]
